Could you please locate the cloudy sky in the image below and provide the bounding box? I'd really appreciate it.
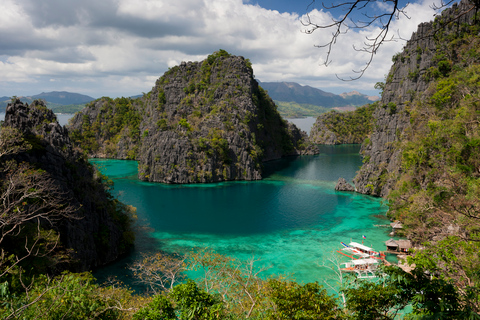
[0,0,444,98]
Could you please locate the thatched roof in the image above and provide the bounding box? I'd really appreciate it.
[385,238,399,247]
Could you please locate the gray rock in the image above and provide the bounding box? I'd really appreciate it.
[310,116,338,145]
[69,52,319,184]
[3,99,133,272]
[335,177,355,191]
[353,0,477,197]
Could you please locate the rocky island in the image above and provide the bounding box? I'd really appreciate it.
[69,50,318,184]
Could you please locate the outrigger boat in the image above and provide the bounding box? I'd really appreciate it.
[337,239,386,278]
[338,242,385,259]
[340,258,380,279]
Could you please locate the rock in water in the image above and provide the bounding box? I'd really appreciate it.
[335,177,355,191]
[69,50,318,183]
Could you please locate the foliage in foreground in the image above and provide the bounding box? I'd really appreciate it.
[3,246,480,319]
[127,250,480,319]
[385,26,480,314]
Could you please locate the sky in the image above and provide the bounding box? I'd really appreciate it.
[0,0,445,99]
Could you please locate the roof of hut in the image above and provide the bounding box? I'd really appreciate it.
[385,238,399,247]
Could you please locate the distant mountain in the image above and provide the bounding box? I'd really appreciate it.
[258,81,379,117]
[259,81,344,107]
[0,91,95,113]
[32,91,94,105]
[339,90,379,104]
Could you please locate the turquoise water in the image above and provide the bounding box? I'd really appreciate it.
[92,145,390,287]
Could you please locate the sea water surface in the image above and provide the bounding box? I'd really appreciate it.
[287,117,317,135]
[92,145,391,286]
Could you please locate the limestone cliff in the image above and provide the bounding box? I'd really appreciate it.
[70,51,318,183]
[2,99,134,272]
[353,0,478,196]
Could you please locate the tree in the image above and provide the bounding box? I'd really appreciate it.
[343,265,480,319]
[132,294,176,320]
[302,0,480,79]
[266,279,340,320]
[188,248,271,318]
[0,271,142,320]
[128,252,187,294]
[170,280,225,320]
[132,280,226,320]
[0,127,80,279]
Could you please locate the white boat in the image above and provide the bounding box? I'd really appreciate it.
[338,241,385,259]
[340,258,381,278]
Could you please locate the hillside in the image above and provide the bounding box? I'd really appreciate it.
[347,0,480,311]
[32,91,94,105]
[259,81,378,117]
[309,103,376,144]
[0,91,94,113]
[69,50,318,184]
[1,99,134,273]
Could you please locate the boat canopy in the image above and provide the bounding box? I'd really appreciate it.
[349,242,374,251]
[350,258,379,265]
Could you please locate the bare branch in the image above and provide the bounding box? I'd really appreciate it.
[129,252,187,294]
[302,0,479,79]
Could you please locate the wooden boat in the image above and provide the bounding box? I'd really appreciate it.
[340,258,381,278]
[338,241,385,259]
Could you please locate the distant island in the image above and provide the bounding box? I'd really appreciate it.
[258,81,378,117]
[0,91,95,113]
[1,84,377,118]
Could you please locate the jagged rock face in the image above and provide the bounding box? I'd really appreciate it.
[310,117,338,145]
[354,0,477,196]
[3,99,133,272]
[70,52,318,184]
[335,177,355,191]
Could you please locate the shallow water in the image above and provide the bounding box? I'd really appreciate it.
[92,145,391,287]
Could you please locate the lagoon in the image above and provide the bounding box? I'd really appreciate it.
[92,145,390,286]
[1,108,390,285]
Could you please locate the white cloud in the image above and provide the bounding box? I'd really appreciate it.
[0,0,442,98]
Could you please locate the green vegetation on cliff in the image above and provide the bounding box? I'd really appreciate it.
[390,60,480,295]
[353,9,480,315]
[69,50,317,184]
[70,96,141,159]
[310,103,376,144]
[0,100,135,318]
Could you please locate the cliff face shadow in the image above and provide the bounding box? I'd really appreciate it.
[262,156,298,178]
